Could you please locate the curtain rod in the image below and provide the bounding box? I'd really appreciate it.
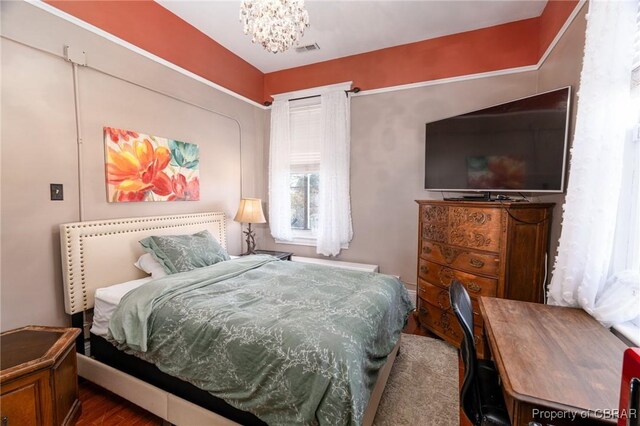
[264,87,360,106]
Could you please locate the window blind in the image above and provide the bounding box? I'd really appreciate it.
[289,98,321,173]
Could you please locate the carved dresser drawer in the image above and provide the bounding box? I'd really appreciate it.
[421,241,500,277]
[417,279,483,326]
[418,259,497,298]
[417,297,485,358]
[415,200,554,359]
[448,206,503,252]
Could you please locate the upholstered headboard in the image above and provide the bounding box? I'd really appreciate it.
[60,212,227,315]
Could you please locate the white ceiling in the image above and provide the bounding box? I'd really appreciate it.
[156,0,547,73]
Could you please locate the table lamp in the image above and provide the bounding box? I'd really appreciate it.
[234,198,266,255]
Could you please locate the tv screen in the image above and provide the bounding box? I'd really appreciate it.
[424,87,570,193]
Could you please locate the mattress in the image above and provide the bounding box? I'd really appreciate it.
[91,277,152,337]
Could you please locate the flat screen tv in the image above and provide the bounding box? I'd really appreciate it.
[424,87,570,193]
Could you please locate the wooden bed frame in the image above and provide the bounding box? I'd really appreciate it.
[60,212,400,426]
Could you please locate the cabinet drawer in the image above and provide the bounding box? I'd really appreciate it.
[421,241,500,277]
[418,259,497,298]
[421,205,448,224]
[0,383,39,426]
[448,207,502,252]
[417,298,485,357]
[417,279,483,326]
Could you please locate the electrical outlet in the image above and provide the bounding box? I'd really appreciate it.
[50,184,63,201]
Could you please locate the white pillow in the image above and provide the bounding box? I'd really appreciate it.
[134,253,168,279]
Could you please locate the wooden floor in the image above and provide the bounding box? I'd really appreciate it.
[74,311,467,425]
[76,380,162,425]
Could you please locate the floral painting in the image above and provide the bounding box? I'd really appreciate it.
[104,127,199,202]
[467,155,525,189]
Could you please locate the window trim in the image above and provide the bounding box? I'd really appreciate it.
[612,321,640,346]
[275,230,349,249]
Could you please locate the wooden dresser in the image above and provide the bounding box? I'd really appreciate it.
[0,326,81,426]
[415,200,554,358]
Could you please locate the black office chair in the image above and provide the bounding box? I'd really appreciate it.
[449,281,510,426]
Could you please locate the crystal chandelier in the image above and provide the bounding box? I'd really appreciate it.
[239,0,310,54]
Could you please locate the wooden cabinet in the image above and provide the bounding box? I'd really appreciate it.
[415,200,553,358]
[0,326,81,426]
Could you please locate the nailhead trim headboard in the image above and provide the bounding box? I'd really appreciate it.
[60,212,227,315]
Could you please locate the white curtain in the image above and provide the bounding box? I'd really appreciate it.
[268,99,293,241]
[548,0,640,327]
[317,90,353,256]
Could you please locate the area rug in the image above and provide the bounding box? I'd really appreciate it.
[373,333,459,426]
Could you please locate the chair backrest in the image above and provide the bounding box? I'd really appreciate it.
[450,280,482,425]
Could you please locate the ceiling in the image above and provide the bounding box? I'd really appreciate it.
[156,1,547,74]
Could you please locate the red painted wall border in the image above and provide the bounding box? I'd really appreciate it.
[264,17,540,101]
[264,0,580,100]
[44,0,580,105]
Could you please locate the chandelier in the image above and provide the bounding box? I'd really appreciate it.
[239,0,310,54]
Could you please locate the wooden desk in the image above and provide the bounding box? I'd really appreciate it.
[480,297,627,426]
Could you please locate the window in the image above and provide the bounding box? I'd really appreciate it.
[612,8,640,345]
[290,172,319,231]
[288,97,321,242]
[269,83,352,255]
[548,1,639,343]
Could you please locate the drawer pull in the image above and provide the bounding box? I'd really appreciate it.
[438,267,454,286]
[437,291,450,310]
[419,307,429,316]
[419,265,429,275]
[423,245,432,254]
[440,245,461,264]
[436,312,459,338]
[2,416,7,426]
[469,258,485,268]
[468,282,482,293]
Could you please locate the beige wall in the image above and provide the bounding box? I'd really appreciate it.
[0,2,267,330]
[535,5,587,277]
[0,1,586,331]
[263,5,587,289]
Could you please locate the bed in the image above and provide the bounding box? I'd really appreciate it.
[60,212,411,425]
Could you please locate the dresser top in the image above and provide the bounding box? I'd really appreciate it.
[0,325,80,383]
[415,199,555,208]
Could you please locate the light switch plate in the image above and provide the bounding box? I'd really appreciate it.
[50,183,63,201]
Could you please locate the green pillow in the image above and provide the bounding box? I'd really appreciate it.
[139,230,230,274]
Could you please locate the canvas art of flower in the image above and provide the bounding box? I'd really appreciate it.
[104,127,200,202]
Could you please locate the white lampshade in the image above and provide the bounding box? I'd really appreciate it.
[234,198,266,224]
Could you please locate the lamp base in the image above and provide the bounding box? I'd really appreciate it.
[242,223,257,255]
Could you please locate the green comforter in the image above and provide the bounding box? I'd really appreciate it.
[108,255,412,425]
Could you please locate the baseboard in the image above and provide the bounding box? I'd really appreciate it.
[291,256,379,272]
[407,289,417,305]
